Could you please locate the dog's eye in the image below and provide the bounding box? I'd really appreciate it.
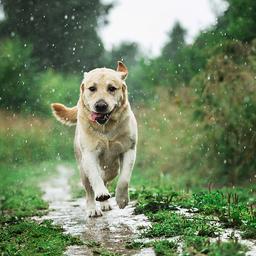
[108,86,117,93]
[88,86,96,92]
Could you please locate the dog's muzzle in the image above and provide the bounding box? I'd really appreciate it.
[90,112,111,125]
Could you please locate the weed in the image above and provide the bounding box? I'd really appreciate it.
[153,240,178,256]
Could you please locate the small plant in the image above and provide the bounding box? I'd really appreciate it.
[153,240,178,256]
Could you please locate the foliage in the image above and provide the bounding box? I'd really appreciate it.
[0,38,39,112]
[105,42,141,69]
[191,40,256,182]
[162,21,186,61]
[38,70,81,115]
[218,0,256,42]
[0,38,82,115]
[153,240,177,256]
[0,0,113,72]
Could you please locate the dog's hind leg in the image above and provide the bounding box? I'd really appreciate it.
[80,170,102,217]
[116,149,136,209]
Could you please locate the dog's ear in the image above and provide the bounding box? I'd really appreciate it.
[117,61,128,80]
[80,72,87,93]
[80,83,84,93]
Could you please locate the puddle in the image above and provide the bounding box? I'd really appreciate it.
[36,165,155,256]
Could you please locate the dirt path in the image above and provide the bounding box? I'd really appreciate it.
[35,165,256,255]
[37,165,155,256]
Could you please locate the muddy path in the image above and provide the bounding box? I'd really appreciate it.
[35,165,256,256]
[36,165,155,256]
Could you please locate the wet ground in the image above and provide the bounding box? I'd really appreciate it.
[37,165,155,256]
[36,165,256,256]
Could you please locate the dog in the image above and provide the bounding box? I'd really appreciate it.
[51,61,137,217]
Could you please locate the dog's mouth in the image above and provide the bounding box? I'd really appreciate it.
[90,112,111,125]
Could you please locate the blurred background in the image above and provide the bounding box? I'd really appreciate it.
[0,0,256,187]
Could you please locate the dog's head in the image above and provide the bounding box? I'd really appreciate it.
[81,61,128,125]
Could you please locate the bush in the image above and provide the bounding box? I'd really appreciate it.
[0,38,39,113]
[38,70,81,115]
[191,40,256,183]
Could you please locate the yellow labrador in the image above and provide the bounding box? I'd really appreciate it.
[51,62,137,217]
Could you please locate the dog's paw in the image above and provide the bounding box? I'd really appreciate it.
[116,184,129,209]
[87,208,103,217]
[95,187,111,202]
[100,200,112,211]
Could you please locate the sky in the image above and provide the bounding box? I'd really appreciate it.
[100,0,227,56]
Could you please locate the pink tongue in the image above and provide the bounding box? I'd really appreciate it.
[90,112,103,122]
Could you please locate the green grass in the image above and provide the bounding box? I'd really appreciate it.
[0,220,82,256]
[153,240,178,256]
[129,185,255,255]
[183,237,247,256]
[0,111,75,165]
[0,162,83,256]
[0,163,52,218]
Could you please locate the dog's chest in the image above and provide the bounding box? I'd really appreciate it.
[98,140,123,164]
[97,140,123,181]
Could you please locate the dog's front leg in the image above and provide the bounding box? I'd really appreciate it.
[81,152,110,202]
[116,149,136,208]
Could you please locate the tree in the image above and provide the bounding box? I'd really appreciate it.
[0,0,113,73]
[161,22,186,61]
[217,0,256,42]
[105,42,141,69]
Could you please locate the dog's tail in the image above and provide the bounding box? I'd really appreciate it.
[51,103,77,126]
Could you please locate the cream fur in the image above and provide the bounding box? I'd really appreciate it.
[51,62,137,217]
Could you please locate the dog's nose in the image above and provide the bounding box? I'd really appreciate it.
[95,100,108,113]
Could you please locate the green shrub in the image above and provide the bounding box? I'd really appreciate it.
[191,40,256,183]
[0,38,39,113]
[38,70,81,115]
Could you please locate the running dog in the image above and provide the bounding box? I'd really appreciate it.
[51,62,137,217]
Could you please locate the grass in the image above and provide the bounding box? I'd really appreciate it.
[0,163,52,218]
[0,162,83,256]
[0,220,82,256]
[128,184,255,255]
[153,240,178,256]
[0,111,75,164]
[183,237,247,256]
